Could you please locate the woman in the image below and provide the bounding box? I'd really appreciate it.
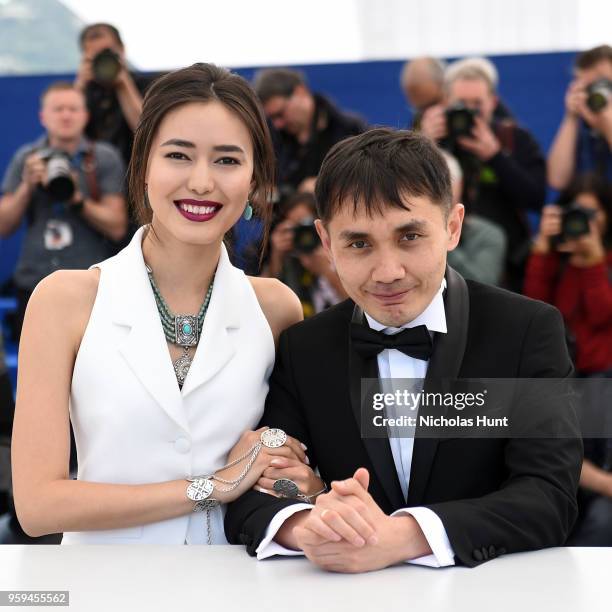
[524,172,612,546]
[12,63,323,544]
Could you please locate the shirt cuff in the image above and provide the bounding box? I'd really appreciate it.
[255,503,313,560]
[391,506,456,567]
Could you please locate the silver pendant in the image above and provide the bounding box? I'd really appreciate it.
[273,478,299,498]
[175,315,199,347]
[261,428,287,448]
[173,351,192,386]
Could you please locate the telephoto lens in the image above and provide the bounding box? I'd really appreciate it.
[292,219,320,254]
[586,79,612,113]
[46,154,75,202]
[561,204,596,240]
[445,103,478,140]
[92,48,121,85]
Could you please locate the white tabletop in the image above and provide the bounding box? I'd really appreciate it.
[0,545,608,612]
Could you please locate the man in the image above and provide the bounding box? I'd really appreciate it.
[253,68,367,193]
[548,45,612,190]
[420,57,545,291]
[225,128,582,571]
[400,57,446,129]
[75,23,149,166]
[0,82,127,337]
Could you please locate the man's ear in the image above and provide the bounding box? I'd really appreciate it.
[447,203,465,252]
[314,219,332,256]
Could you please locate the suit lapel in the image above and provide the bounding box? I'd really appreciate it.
[110,228,187,432]
[407,266,470,506]
[349,304,406,511]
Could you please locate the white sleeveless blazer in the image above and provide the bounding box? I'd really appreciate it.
[62,227,275,544]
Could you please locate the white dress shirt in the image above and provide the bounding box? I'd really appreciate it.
[257,280,456,567]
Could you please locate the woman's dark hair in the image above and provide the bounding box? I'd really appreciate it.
[558,173,612,246]
[314,127,452,223]
[128,63,275,244]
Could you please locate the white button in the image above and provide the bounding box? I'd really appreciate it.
[174,437,191,453]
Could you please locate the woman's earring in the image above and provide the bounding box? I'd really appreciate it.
[243,201,253,221]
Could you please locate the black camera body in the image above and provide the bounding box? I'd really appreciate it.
[38,148,75,202]
[292,218,320,254]
[586,78,612,113]
[446,103,478,140]
[92,48,121,85]
[559,203,596,241]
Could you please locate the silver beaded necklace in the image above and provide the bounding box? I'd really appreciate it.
[145,264,215,388]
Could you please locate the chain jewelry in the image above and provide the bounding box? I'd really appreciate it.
[145,264,214,388]
[185,429,289,544]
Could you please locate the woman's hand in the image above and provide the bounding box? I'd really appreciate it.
[256,458,325,501]
[532,205,562,254]
[211,427,308,503]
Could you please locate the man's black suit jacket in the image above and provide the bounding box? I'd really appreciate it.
[225,267,583,567]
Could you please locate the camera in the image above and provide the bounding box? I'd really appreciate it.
[38,149,75,202]
[560,204,596,240]
[446,103,478,140]
[586,79,612,113]
[292,218,320,254]
[92,48,121,85]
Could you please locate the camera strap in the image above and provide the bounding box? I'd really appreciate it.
[82,144,100,202]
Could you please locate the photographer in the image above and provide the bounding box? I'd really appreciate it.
[75,23,149,165]
[420,57,545,291]
[524,174,612,546]
[263,192,346,317]
[524,173,612,374]
[548,45,612,191]
[0,82,127,338]
[253,68,367,193]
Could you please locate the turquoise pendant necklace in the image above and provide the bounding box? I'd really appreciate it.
[145,264,214,388]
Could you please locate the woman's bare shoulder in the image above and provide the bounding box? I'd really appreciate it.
[248,276,303,344]
[27,269,101,341]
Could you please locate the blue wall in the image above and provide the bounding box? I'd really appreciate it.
[0,50,577,285]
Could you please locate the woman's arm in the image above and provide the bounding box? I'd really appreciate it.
[11,270,274,537]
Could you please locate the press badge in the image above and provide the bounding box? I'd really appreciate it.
[44,220,73,250]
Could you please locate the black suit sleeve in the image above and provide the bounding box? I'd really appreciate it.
[426,304,582,567]
[224,329,315,555]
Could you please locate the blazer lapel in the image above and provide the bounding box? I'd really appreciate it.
[349,304,406,511]
[181,244,240,397]
[407,266,470,506]
[110,228,187,433]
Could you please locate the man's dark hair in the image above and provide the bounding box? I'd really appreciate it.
[252,68,307,103]
[79,23,124,50]
[575,45,612,71]
[314,128,452,223]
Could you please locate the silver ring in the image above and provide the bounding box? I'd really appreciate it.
[273,478,299,498]
[261,428,287,448]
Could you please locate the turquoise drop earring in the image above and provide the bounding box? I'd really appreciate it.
[243,201,253,221]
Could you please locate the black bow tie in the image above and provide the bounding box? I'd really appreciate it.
[350,323,433,361]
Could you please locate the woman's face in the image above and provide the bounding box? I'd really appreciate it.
[575,192,608,237]
[145,100,254,246]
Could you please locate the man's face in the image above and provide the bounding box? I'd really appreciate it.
[316,196,464,327]
[40,90,88,141]
[81,27,123,60]
[263,85,312,135]
[447,78,497,124]
[576,60,612,86]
